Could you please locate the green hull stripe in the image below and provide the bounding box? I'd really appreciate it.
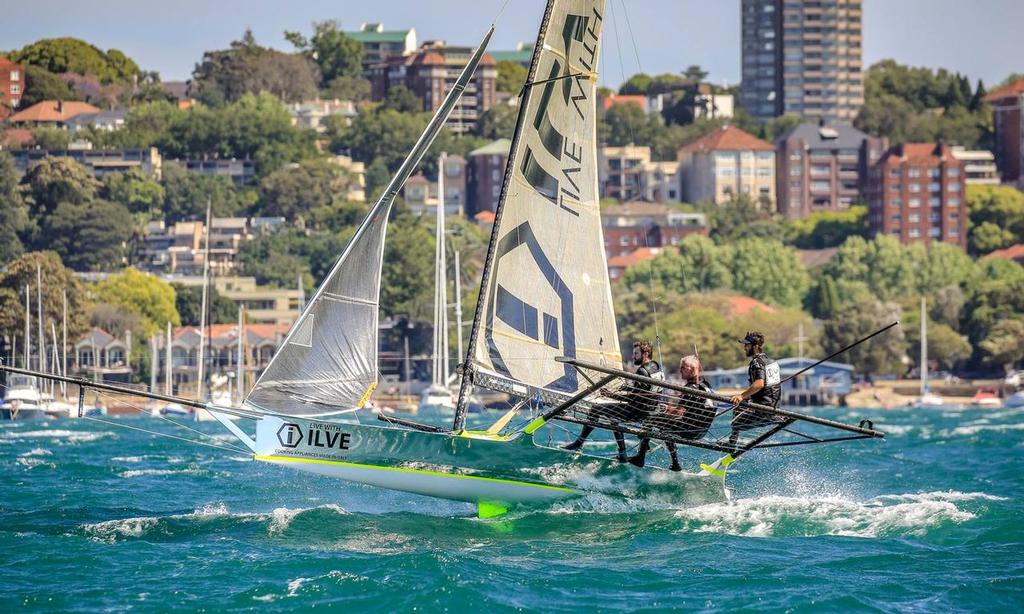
[255,454,577,493]
[523,417,546,434]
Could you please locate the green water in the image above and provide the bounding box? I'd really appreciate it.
[1,404,1021,612]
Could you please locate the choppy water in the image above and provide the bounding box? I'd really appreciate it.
[1,405,1021,612]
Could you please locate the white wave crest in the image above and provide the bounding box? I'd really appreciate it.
[0,429,114,443]
[19,448,52,457]
[118,467,206,478]
[673,490,997,538]
[82,516,160,542]
[267,504,349,534]
[942,423,1024,436]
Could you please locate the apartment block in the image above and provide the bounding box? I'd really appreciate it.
[402,155,468,216]
[467,138,510,214]
[369,41,497,134]
[866,143,967,249]
[0,57,25,114]
[141,217,286,276]
[740,0,864,123]
[951,146,1000,185]
[775,122,886,217]
[601,202,709,259]
[678,126,776,207]
[346,23,418,73]
[985,79,1024,185]
[598,146,682,204]
[12,146,162,179]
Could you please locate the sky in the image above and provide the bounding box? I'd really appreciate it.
[3,0,1022,89]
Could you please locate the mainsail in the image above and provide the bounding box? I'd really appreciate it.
[464,0,620,407]
[245,27,494,417]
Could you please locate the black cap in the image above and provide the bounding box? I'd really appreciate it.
[739,334,756,344]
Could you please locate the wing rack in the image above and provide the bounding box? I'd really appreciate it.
[539,357,884,457]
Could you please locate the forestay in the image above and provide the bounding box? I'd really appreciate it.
[470,0,621,399]
[245,27,494,417]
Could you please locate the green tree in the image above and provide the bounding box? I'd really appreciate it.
[37,200,133,271]
[257,159,354,221]
[979,317,1024,372]
[0,152,28,265]
[724,238,810,308]
[172,284,236,326]
[823,295,905,376]
[18,66,80,107]
[160,162,253,222]
[237,229,315,289]
[600,101,659,146]
[786,205,869,249]
[967,184,1024,255]
[0,251,91,350]
[496,60,527,94]
[22,156,100,218]
[619,73,653,95]
[904,309,971,371]
[95,269,180,339]
[382,213,434,320]
[475,103,518,140]
[622,234,731,293]
[29,127,71,150]
[380,86,422,113]
[190,30,319,105]
[328,106,431,171]
[285,20,363,84]
[322,75,371,101]
[103,168,165,219]
[11,37,141,83]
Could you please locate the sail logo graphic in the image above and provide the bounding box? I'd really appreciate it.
[277,423,303,448]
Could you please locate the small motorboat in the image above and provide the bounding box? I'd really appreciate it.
[971,387,1003,408]
[1004,390,1024,408]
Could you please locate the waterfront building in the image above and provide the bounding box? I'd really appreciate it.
[0,57,25,115]
[287,99,357,132]
[7,99,100,128]
[598,145,681,203]
[740,0,864,123]
[345,23,418,73]
[467,138,511,214]
[402,155,467,216]
[65,109,129,132]
[775,122,886,218]
[866,143,967,249]
[11,145,161,179]
[951,146,1000,185]
[601,202,708,259]
[181,158,256,186]
[369,41,497,134]
[984,79,1024,185]
[73,328,133,384]
[678,125,776,207]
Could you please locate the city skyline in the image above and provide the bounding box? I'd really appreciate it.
[3,0,1021,90]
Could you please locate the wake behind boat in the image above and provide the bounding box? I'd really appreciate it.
[0,0,886,519]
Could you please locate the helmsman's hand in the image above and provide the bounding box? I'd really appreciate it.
[729,394,744,406]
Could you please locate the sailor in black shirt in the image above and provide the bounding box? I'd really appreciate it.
[563,339,663,462]
[728,331,783,446]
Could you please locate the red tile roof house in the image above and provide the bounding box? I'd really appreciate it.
[7,100,101,128]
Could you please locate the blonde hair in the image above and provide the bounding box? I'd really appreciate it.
[679,355,701,373]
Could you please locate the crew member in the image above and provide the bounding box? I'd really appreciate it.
[629,354,716,471]
[563,339,663,462]
[728,331,783,446]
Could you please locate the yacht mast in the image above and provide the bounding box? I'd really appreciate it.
[197,200,212,400]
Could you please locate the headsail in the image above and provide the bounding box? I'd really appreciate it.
[245,26,495,417]
[464,0,620,407]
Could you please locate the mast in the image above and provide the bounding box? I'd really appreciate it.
[920,297,928,395]
[150,335,158,393]
[36,264,44,375]
[165,321,172,395]
[454,249,464,366]
[236,307,244,405]
[454,0,557,430]
[62,290,67,397]
[197,200,212,401]
[433,153,450,387]
[24,286,30,372]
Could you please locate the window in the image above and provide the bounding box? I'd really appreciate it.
[947,167,961,177]
[890,214,902,223]
[811,181,830,191]
[757,167,772,176]
[928,182,941,192]
[929,196,940,207]
[909,213,920,223]
[757,152,774,161]
[949,182,961,192]
[909,183,921,192]
[909,228,920,238]
[928,168,941,178]
[909,197,920,208]
[950,228,960,237]
[908,167,921,178]
[9,70,18,81]
[790,167,802,176]
[741,167,752,176]
[889,168,901,178]
[890,198,902,207]
[928,227,941,237]
[929,212,941,223]
[890,183,901,192]
[10,84,19,94]
[789,152,803,161]
[948,197,961,206]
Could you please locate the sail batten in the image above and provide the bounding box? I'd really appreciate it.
[245,26,494,417]
[460,1,620,424]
